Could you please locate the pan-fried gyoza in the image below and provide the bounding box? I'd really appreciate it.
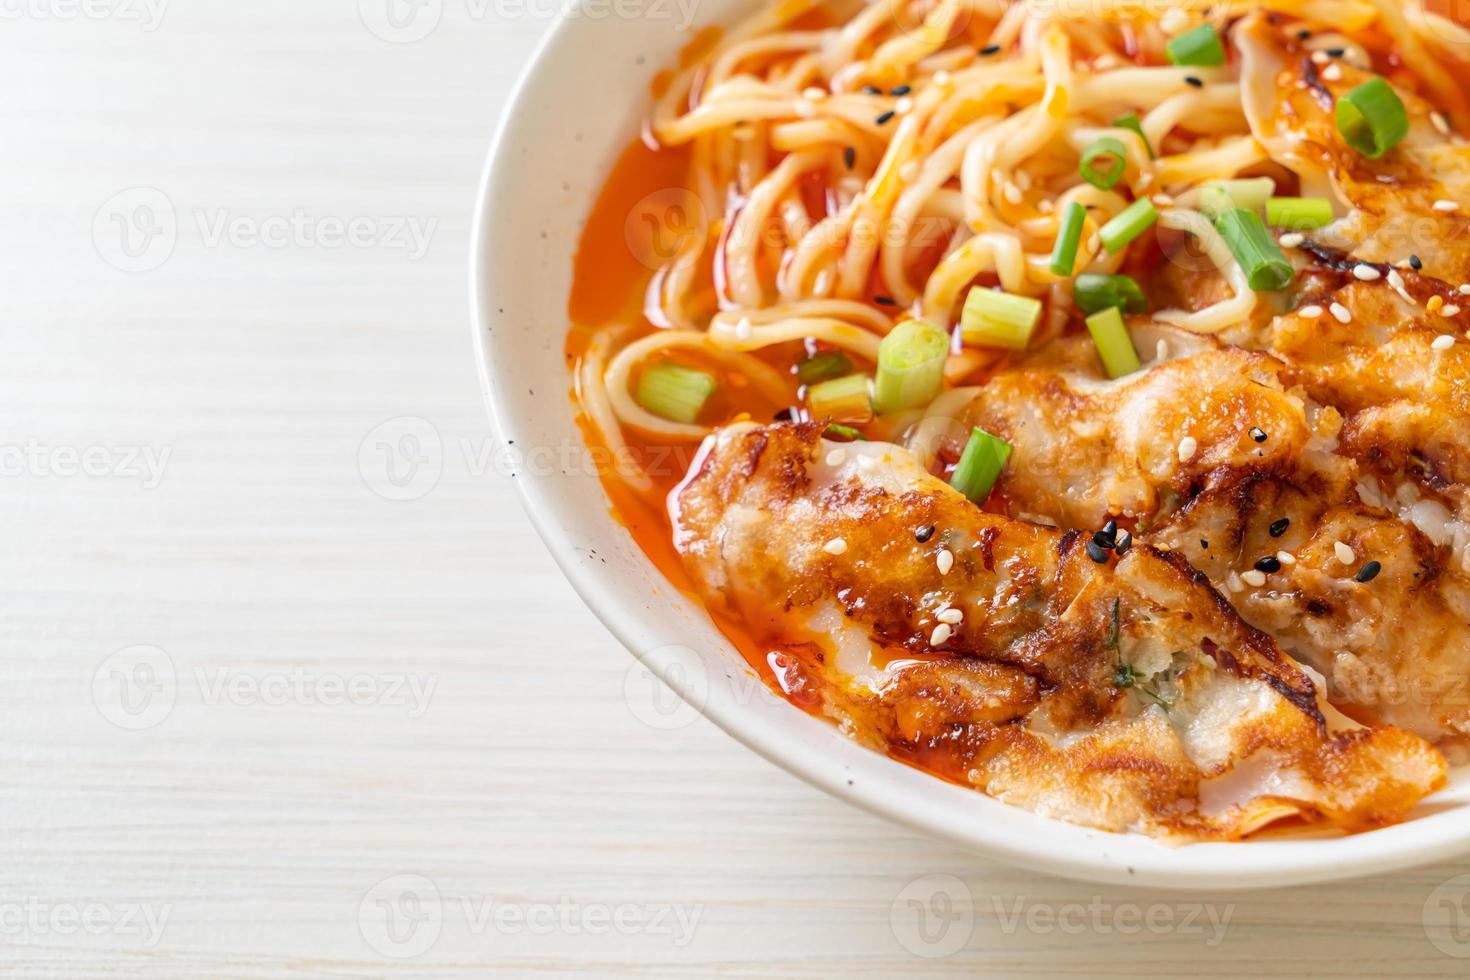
[567,0,1470,840]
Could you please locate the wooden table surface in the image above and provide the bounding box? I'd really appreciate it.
[3,3,1470,976]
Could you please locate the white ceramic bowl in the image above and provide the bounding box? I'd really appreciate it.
[471,2,1470,888]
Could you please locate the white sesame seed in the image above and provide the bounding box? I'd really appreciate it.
[937,608,964,625]
[1226,572,1244,593]
[1279,232,1305,248]
[1152,193,1176,207]
[1177,436,1198,462]
[1433,111,1452,135]
[1432,333,1456,350]
[930,623,953,646]
[1003,183,1023,204]
[824,537,848,555]
[825,447,847,466]
[1299,304,1324,319]
[1444,305,1462,317]
[735,317,753,341]
[1329,302,1352,324]
[1277,550,1297,565]
[1155,339,1170,361]
[1335,541,1355,564]
[1352,264,1381,281]
[1241,569,1267,587]
[936,548,954,575]
[1311,51,1329,65]
[1037,199,1055,214]
[895,96,914,114]
[803,86,828,102]
[1094,54,1118,70]
[1434,199,1460,212]
[1459,284,1470,295]
[1322,63,1342,81]
[1160,8,1189,34]
[1387,268,1412,302]
[933,70,952,88]
[794,99,818,119]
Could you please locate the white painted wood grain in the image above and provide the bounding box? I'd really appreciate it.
[0,3,1468,976]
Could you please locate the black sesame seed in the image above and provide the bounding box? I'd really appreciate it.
[1255,556,1282,573]
[1102,518,1117,537]
[980,44,1002,56]
[1200,539,1210,550]
[1296,28,1311,40]
[1269,518,1290,538]
[1250,426,1268,443]
[1184,75,1204,88]
[862,84,883,95]
[1086,539,1111,564]
[1326,47,1345,57]
[1115,531,1132,556]
[1356,560,1382,583]
[1410,254,1423,270]
[843,146,856,170]
[774,408,793,422]
[1093,530,1115,551]
[915,524,936,543]
[876,110,896,125]
[890,85,912,96]
[874,295,897,306]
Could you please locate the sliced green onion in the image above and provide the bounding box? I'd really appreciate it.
[636,363,717,424]
[1166,23,1225,67]
[807,372,873,423]
[1198,177,1275,218]
[1215,208,1294,291]
[1336,77,1408,158]
[1079,137,1127,190]
[1084,307,1142,378]
[796,350,852,385]
[950,427,1013,504]
[872,319,950,415]
[1074,273,1147,315]
[825,423,865,441]
[1099,198,1158,254]
[1265,196,1334,230]
[960,287,1043,350]
[1049,201,1087,276]
[1112,112,1154,159]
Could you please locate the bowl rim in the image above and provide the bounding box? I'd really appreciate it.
[470,6,1470,890]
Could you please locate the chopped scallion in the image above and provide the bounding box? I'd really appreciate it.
[1198,177,1275,217]
[1099,198,1158,254]
[807,372,873,423]
[635,363,717,424]
[1079,137,1126,190]
[1335,77,1408,158]
[1084,306,1142,378]
[950,427,1013,504]
[1074,273,1147,315]
[872,320,950,415]
[1215,208,1294,291]
[960,287,1043,350]
[796,350,852,385]
[1113,112,1154,158]
[1265,196,1334,230]
[1049,201,1087,276]
[1166,23,1226,67]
